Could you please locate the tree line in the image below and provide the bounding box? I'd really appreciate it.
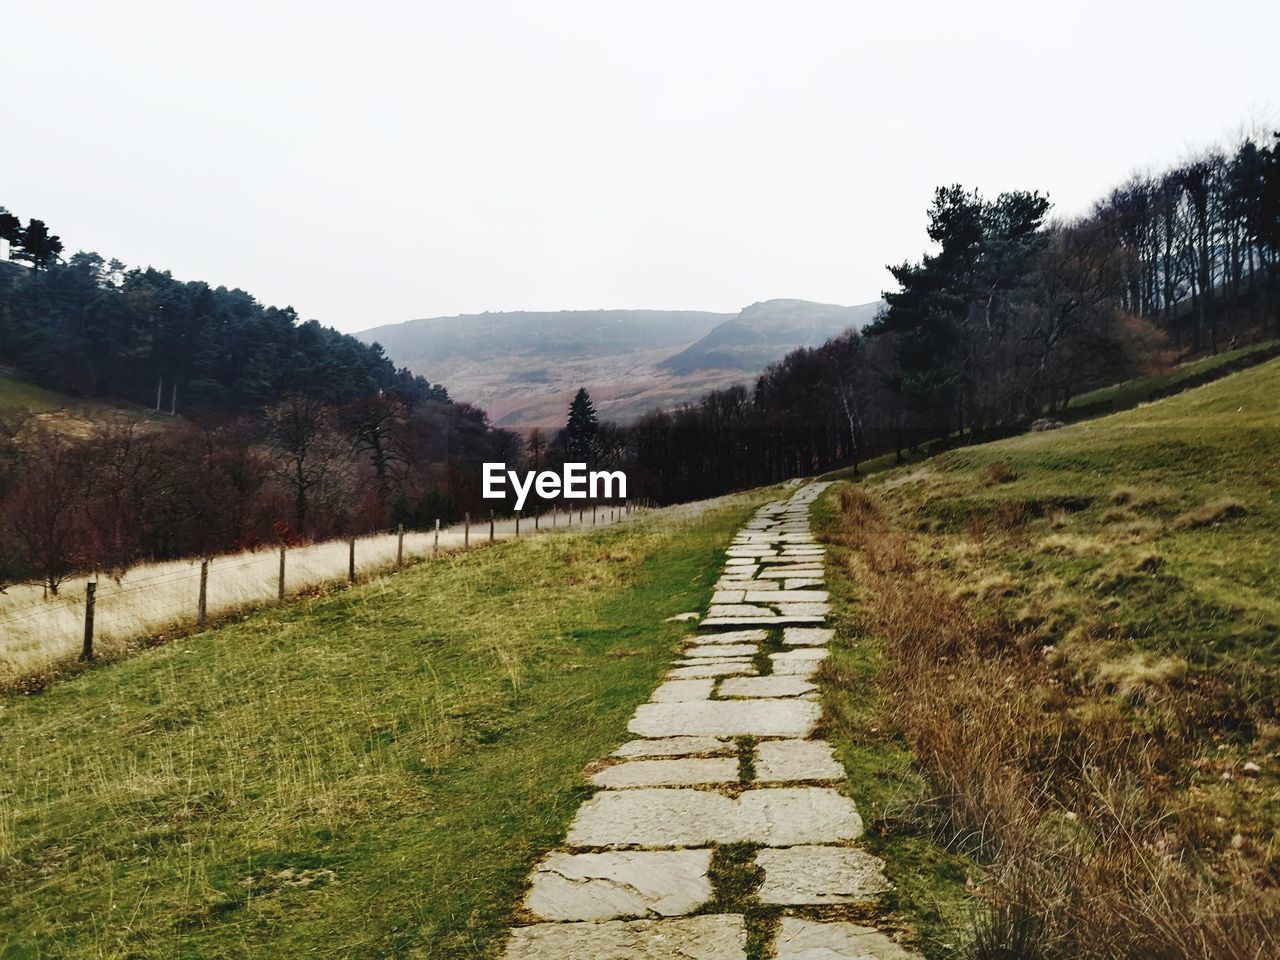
[0,208,446,414]
[0,391,523,593]
[611,132,1279,503]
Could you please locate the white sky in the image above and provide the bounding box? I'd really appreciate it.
[3,0,1277,334]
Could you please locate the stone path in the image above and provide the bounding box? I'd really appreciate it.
[503,484,919,959]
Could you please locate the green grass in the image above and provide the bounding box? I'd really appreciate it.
[0,490,775,959]
[0,370,70,415]
[892,356,1280,688]
[1066,337,1278,411]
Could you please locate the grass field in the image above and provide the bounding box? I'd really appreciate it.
[815,358,1279,957]
[0,490,773,958]
[0,507,626,689]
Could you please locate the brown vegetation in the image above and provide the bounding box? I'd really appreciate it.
[828,487,1277,959]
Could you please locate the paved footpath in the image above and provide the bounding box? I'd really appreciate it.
[503,484,919,959]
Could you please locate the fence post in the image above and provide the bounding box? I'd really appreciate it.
[592,504,597,525]
[198,558,209,627]
[278,545,286,600]
[348,536,356,583]
[464,513,470,549]
[515,513,520,536]
[81,581,96,662]
[433,519,440,558]
[535,512,540,532]
[396,523,405,568]
[489,511,495,542]
[579,507,584,524]
[552,508,557,528]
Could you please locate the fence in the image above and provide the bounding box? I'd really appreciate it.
[0,501,649,686]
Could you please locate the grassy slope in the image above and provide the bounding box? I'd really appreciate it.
[1066,337,1279,411]
[901,357,1279,681]
[0,370,70,415]
[0,492,773,959]
[814,357,1280,954]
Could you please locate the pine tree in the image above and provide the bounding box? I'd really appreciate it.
[563,387,599,465]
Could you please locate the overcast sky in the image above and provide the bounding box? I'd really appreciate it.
[3,1,1277,334]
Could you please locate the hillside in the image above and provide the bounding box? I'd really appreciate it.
[816,358,1280,956]
[0,366,169,434]
[658,298,882,374]
[356,299,880,429]
[0,367,68,415]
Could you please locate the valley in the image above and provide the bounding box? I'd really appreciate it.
[357,299,881,429]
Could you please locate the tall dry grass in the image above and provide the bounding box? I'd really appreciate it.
[830,487,1278,959]
[0,507,629,687]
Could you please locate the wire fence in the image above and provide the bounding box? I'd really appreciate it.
[0,501,645,686]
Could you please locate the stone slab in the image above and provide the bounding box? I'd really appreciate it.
[775,603,831,617]
[718,676,817,699]
[684,643,758,659]
[755,739,845,782]
[774,647,830,661]
[783,579,825,589]
[745,590,829,603]
[756,567,825,578]
[783,627,835,646]
[701,616,825,627]
[687,630,768,646]
[650,679,716,702]
[505,914,746,959]
[591,757,740,788]
[629,699,820,738]
[773,917,919,959]
[526,849,713,920]
[756,846,890,905]
[707,604,776,618]
[769,648,829,677]
[667,662,756,679]
[567,787,863,847]
[613,737,734,758]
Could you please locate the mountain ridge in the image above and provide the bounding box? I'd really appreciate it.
[356,298,882,429]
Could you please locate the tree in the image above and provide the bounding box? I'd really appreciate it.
[525,427,547,469]
[562,387,600,465]
[2,426,88,594]
[0,208,21,247]
[265,395,349,535]
[14,218,63,270]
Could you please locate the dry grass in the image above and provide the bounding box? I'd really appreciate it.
[0,507,630,687]
[1171,497,1248,530]
[827,487,1279,960]
[979,461,1018,486]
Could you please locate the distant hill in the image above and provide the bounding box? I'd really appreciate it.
[658,299,883,375]
[358,309,731,369]
[357,299,881,430]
